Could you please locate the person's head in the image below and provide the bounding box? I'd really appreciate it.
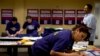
[12,17,17,24]
[72,24,90,42]
[84,4,93,13]
[26,16,32,23]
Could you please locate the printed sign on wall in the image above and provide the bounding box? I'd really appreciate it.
[52,9,63,25]
[64,10,76,25]
[1,9,13,24]
[27,9,39,22]
[40,9,51,24]
[76,10,85,24]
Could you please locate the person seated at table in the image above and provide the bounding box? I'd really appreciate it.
[31,24,90,56]
[16,16,40,56]
[5,17,20,56]
[17,16,40,35]
[6,17,20,37]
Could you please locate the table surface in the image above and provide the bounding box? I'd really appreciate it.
[0,37,42,41]
[0,41,35,47]
[0,37,40,47]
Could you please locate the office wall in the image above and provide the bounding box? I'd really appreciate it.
[0,0,14,33]
[1,0,100,52]
[25,0,93,9]
[0,0,94,34]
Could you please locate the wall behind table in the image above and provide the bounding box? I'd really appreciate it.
[0,0,96,52]
[0,0,14,34]
[0,0,94,34]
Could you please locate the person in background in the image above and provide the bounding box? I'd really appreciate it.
[17,16,40,34]
[17,16,57,37]
[5,17,20,56]
[6,17,20,37]
[31,24,90,56]
[16,16,40,56]
[82,4,96,45]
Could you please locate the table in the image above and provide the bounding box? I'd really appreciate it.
[0,37,42,41]
[0,37,41,56]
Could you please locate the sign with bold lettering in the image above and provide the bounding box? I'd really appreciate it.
[1,9,13,24]
[40,9,51,24]
[76,10,85,24]
[52,9,63,25]
[64,10,76,25]
[27,9,39,21]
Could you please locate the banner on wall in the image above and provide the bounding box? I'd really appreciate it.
[1,9,13,24]
[27,9,39,21]
[64,10,76,25]
[76,10,85,24]
[52,9,63,25]
[40,9,51,24]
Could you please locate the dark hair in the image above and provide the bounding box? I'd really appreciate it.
[72,23,87,31]
[72,24,90,41]
[26,16,32,19]
[12,17,17,21]
[86,4,93,10]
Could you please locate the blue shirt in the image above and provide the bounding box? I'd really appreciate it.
[30,28,56,37]
[23,21,40,34]
[17,28,57,37]
[32,30,74,56]
[6,22,20,34]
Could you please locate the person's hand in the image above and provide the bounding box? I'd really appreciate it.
[38,27,44,33]
[10,34,16,37]
[16,31,21,34]
[71,52,87,56]
[16,29,24,34]
[93,48,100,53]
[70,52,81,56]
[8,34,11,37]
[79,52,87,56]
[38,27,44,36]
[13,34,17,37]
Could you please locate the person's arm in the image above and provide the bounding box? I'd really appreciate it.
[50,50,85,56]
[6,30,11,36]
[16,22,26,34]
[5,23,11,36]
[16,28,24,34]
[37,27,44,36]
